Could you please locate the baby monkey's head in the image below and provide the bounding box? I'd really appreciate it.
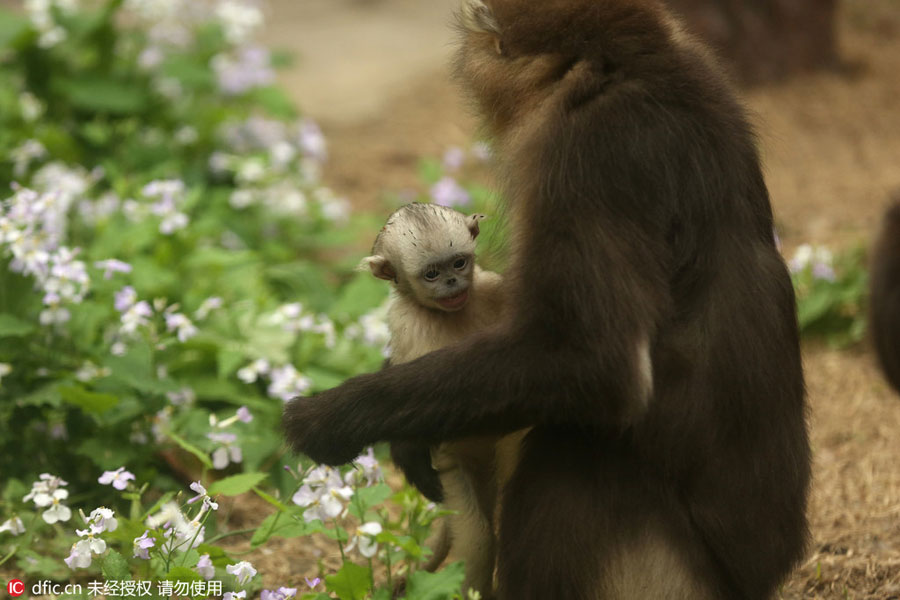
[363,203,486,312]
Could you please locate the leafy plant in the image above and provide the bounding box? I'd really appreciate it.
[789,243,868,347]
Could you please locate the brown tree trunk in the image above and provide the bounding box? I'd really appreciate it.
[666,0,839,84]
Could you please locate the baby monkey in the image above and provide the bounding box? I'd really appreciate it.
[362,203,516,598]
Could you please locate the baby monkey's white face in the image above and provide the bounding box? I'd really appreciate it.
[363,204,486,313]
[405,251,475,312]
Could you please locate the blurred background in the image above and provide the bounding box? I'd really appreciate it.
[0,0,898,598]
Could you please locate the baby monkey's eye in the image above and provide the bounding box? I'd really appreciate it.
[424,270,440,281]
[453,258,468,270]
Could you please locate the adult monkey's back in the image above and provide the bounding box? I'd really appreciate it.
[284,0,811,597]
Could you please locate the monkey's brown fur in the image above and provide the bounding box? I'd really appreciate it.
[870,202,900,394]
[363,204,511,597]
[285,1,810,598]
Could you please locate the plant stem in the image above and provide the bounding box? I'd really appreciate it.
[333,519,346,562]
[203,527,257,545]
[0,545,18,567]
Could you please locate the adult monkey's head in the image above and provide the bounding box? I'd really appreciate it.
[455,0,674,141]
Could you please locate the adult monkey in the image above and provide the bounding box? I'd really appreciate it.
[870,202,900,394]
[284,0,811,597]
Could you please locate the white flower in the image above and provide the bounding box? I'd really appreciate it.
[315,188,350,223]
[224,592,247,600]
[269,141,297,170]
[146,501,205,549]
[215,0,264,44]
[175,125,198,145]
[346,447,382,487]
[19,92,44,122]
[226,560,258,587]
[196,553,215,579]
[64,540,93,569]
[0,517,25,536]
[195,296,223,320]
[98,467,135,491]
[34,489,71,524]
[0,363,11,385]
[208,432,242,469]
[86,507,118,533]
[11,139,46,178]
[291,466,354,523]
[75,361,111,382]
[166,387,196,407]
[164,312,198,342]
[346,522,382,558]
[267,364,313,402]
[120,300,152,334]
[237,358,269,384]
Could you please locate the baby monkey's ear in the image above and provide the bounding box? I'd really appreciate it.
[468,214,487,239]
[359,255,397,282]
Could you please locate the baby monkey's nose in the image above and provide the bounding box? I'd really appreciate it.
[446,277,457,286]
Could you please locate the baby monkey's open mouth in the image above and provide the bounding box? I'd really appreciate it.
[437,289,469,310]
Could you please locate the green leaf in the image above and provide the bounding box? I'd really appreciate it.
[347,483,393,519]
[217,347,245,379]
[55,77,151,114]
[252,86,297,119]
[59,384,119,414]
[325,562,372,600]
[0,313,35,337]
[253,486,290,511]
[166,566,203,582]
[405,562,466,600]
[208,472,268,496]
[250,512,311,547]
[329,272,388,320]
[141,491,176,521]
[0,9,29,47]
[18,383,62,407]
[101,549,131,581]
[166,431,214,469]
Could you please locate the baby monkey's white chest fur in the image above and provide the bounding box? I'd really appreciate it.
[388,267,505,363]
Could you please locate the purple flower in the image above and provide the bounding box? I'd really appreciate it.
[236,406,253,423]
[187,481,219,511]
[94,259,132,279]
[261,588,298,600]
[196,553,215,579]
[98,467,136,491]
[812,261,836,282]
[212,46,275,96]
[430,176,471,208]
[133,530,155,559]
[114,286,138,312]
[298,119,327,163]
[442,146,465,172]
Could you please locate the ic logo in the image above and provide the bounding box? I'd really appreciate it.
[7,579,25,597]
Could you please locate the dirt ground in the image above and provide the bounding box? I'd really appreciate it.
[248,1,900,598]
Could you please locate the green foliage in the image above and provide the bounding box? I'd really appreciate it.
[791,245,868,347]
